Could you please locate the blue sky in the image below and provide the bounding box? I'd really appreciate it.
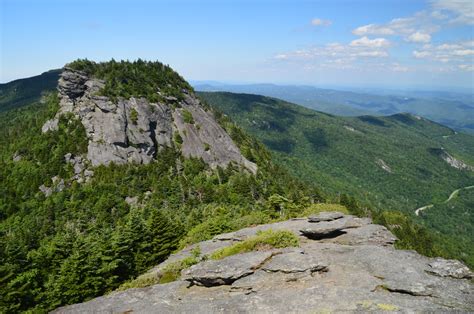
[1,0,473,90]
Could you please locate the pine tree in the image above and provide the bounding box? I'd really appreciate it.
[145,209,179,267]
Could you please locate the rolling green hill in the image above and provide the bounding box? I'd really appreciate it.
[199,91,474,265]
[0,70,60,112]
[194,83,474,134]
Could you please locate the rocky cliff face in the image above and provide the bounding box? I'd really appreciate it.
[42,68,256,172]
[54,212,473,313]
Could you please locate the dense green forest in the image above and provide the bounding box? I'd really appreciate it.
[199,91,474,267]
[68,59,192,102]
[0,61,469,312]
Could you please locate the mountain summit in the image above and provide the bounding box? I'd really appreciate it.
[42,60,256,172]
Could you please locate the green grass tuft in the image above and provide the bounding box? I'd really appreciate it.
[210,229,299,260]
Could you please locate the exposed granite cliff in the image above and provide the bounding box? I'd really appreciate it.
[42,68,256,172]
[54,212,473,313]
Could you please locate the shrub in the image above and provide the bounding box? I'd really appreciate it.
[130,108,138,125]
[174,131,183,145]
[182,109,194,124]
[118,246,201,289]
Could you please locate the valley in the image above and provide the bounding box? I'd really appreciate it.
[415,185,474,216]
[199,91,474,267]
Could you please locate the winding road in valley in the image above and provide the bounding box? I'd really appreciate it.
[415,185,474,216]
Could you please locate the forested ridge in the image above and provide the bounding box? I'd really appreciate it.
[0,61,467,312]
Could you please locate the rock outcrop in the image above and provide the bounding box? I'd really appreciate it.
[440,149,474,171]
[42,68,256,172]
[54,212,473,313]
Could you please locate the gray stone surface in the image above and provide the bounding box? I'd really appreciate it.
[39,176,65,197]
[53,213,473,313]
[41,118,58,133]
[43,68,256,172]
[12,151,22,162]
[300,217,362,240]
[308,211,344,222]
[182,251,273,286]
[427,257,473,279]
[262,250,328,274]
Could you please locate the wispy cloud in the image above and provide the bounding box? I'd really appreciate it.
[412,40,474,67]
[350,36,391,48]
[311,18,332,27]
[272,40,397,73]
[407,32,431,43]
[431,0,474,25]
[275,2,472,78]
[352,12,439,45]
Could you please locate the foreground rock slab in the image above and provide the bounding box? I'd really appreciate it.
[53,214,473,313]
[182,251,273,286]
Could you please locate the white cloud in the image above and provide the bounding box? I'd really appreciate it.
[350,36,391,48]
[411,40,474,64]
[391,63,410,72]
[354,51,389,57]
[452,49,474,56]
[431,0,474,24]
[351,11,440,43]
[431,10,448,19]
[274,41,390,62]
[311,18,332,26]
[413,50,431,58]
[274,54,289,60]
[458,64,474,71]
[407,32,431,43]
[352,24,394,36]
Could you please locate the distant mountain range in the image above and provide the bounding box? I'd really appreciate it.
[194,83,474,134]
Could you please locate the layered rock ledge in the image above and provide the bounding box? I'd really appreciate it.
[53,212,473,313]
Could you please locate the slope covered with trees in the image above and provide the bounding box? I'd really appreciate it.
[199,91,474,267]
[0,61,322,312]
[0,70,60,113]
